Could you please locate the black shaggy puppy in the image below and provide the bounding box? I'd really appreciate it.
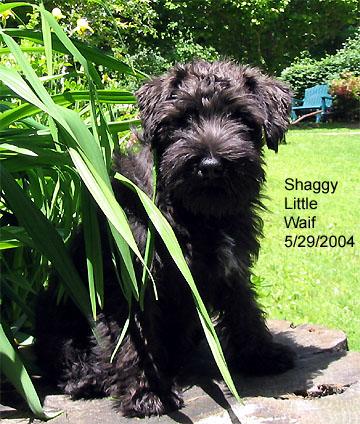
[36,60,295,417]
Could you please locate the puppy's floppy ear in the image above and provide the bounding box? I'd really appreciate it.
[135,77,168,144]
[243,68,292,152]
[136,65,187,144]
[261,79,292,152]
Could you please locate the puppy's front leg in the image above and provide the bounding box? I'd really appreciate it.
[215,277,295,376]
[108,309,184,417]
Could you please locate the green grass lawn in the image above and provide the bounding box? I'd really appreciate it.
[253,125,360,350]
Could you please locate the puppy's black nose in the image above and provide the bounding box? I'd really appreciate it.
[198,156,223,179]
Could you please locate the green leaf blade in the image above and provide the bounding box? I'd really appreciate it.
[0,165,92,319]
[0,323,60,419]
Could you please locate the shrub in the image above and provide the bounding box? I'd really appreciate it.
[128,38,220,77]
[128,46,171,76]
[280,29,360,98]
[167,37,220,65]
[330,73,360,121]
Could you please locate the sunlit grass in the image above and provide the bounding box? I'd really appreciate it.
[254,126,360,349]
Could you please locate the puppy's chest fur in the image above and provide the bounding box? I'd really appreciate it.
[171,219,252,288]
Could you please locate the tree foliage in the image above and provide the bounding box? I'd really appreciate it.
[41,0,158,55]
[11,0,358,74]
[144,0,359,73]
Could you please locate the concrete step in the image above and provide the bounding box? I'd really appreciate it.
[1,320,359,424]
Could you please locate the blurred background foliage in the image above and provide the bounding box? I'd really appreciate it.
[3,0,359,74]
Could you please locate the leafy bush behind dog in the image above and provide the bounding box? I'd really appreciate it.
[126,42,219,77]
[280,29,360,98]
[10,0,358,75]
[330,73,360,121]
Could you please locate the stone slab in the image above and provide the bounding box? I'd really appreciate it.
[1,320,359,424]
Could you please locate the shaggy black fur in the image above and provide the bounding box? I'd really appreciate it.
[35,60,295,417]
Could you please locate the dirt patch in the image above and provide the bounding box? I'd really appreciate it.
[294,383,351,398]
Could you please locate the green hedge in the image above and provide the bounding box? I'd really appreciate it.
[280,29,360,98]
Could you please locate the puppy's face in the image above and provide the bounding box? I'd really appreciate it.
[136,61,291,218]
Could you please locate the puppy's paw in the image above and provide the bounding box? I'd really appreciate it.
[236,342,295,376]
[121,389,184,417]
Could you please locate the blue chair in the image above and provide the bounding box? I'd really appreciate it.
[292,84,333,123]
